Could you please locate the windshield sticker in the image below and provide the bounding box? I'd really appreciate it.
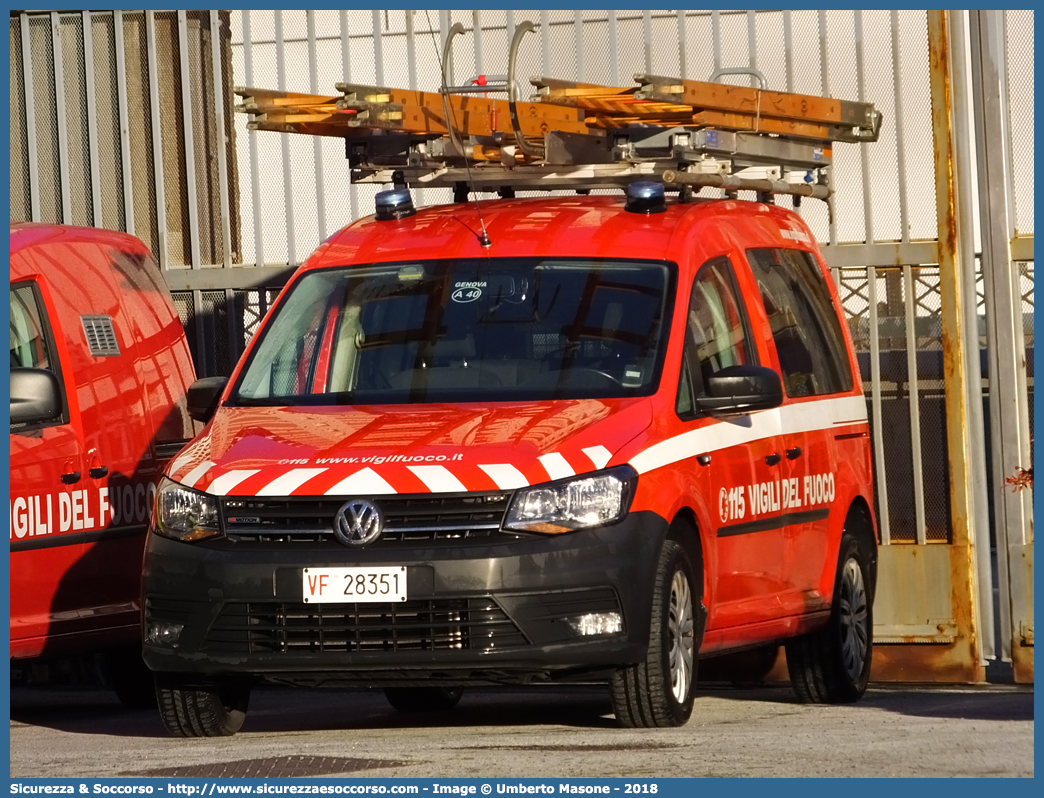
[397,264,425,281]
[451,281,486,303]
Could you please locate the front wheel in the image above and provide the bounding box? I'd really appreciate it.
[155,673,250,737]
[610,540,697,727]
[786,530,873,703]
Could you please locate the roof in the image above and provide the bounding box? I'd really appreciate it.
[307,194,815,271]
[9,221,150,256]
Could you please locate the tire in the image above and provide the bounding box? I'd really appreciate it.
[786,529,873,703]
[610,540,697,727]
[155,673,250,737]
[384,687,464,713]
[103,646,158,709]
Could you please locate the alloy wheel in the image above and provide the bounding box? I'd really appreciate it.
[668,569,695,702]
[838,557,869,681]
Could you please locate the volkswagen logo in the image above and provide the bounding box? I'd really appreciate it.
[333,499,383,547]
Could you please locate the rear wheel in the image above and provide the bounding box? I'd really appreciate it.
[384,687,464,713]
[786,530,873,703]
[610,540,697,727]
[155,673,250,737]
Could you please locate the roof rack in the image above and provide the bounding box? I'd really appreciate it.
[234,21,881,202]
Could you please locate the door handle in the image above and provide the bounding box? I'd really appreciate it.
[89,465,109,479]
[786,447,802,460]
[765,452,781,466]
[61,471,81,485]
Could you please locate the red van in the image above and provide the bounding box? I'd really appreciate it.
[142,184,877,735]
[10,222,197,703]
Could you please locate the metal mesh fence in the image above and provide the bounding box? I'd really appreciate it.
[169,291,198,371]
[836,265,951,542]
[60,13,92,228]
[1006,10,1033,236]
[157,11,189,267]
[90,11,126,233]
[1019,261,1034,343]
[29,14,62,224]
[121,11,159,255]
[1019,260,1035,446]
[171,287,287,378]
[10,18,32,222]
[188,13,212,265]
[680,12,717,86]
[895,10,935,242]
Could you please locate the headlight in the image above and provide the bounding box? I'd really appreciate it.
[153,476,222,542]
[504,466,636,534]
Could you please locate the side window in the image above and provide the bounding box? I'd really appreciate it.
[10,283,53,370]
[678,258,755,414]
[746,248,853,397]
[10,281,67,428]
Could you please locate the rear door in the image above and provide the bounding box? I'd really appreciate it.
[9,280,87,656]
[678,257,787,628]
[746,247,855,613]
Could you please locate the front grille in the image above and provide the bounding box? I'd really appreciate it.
[205,598,529,654]
[221,493,520,546]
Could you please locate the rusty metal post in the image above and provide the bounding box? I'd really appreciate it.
[948,9,995,666]
[969,9,1034,683]
[926,10,984,682]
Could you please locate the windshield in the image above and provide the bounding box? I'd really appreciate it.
[231,258,675,405]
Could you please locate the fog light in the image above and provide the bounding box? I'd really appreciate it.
[146,621,184,646]
[566,612,623,636]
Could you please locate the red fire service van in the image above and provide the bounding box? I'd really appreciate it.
[142,182,878,735]
[143,61,886,735]
[10,222,197,704]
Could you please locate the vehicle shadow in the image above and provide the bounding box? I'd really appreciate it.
[10,684,620,738]
[693,680,1035,722]
[12,680,1031,740]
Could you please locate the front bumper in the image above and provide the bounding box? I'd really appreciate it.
[142,510,668,686]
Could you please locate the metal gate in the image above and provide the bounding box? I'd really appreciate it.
[9,9,1034,682]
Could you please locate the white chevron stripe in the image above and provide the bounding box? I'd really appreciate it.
[538,452,575,481]
[181,460,215,489]
[325,467,396,496]
[169,451,196,476]
[206,469,261,496]
[629,394,868,475]
[479,464,529,490]
[582,445,613,470]
[408,465,467,493]
[256,468,327,496]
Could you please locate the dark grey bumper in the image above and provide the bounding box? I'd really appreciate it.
[142,510,669,685]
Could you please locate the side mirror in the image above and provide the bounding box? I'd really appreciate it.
[10,367,62,425]
[187,376,229,423]
[696,364,783,414]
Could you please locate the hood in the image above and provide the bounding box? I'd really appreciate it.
[167,398,653,497]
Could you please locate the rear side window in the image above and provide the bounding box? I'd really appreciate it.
[746,248,853,397]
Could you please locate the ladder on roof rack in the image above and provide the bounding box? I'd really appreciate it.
[234,21,881,202]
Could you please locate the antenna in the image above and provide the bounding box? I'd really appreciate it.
[425,12,492,248]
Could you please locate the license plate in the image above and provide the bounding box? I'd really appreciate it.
[302,566,408,603]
